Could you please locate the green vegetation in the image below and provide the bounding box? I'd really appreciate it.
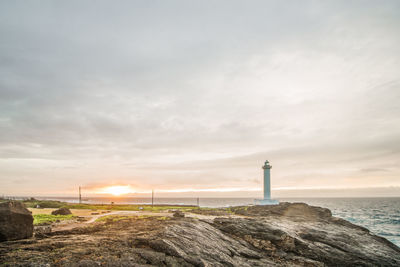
[0,198,63,206]
[6,199,226,213]
[65,203,195,212]
[137,215,170,221]
[156,216,170,221]
[96,214,171,223]
[96,215,131,222]
[22,199,65,208]
[227,206,243,213]
[33,214,75,225]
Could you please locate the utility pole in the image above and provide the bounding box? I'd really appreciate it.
[152,189,154,208]
[197,197,200,208]
[79,186,82,204]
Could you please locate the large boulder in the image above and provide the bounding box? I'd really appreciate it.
[51,207,72,215]
[0,201,33,241]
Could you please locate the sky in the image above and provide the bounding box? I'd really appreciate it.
[0,1,399,198]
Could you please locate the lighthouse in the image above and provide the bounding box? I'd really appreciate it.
[255,160,279,205]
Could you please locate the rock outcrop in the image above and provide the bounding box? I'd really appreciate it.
[230,202,332,220]
[0,203,399,266]
[0,201,33,242]
[51,207,72,215]
[172,210,185,218]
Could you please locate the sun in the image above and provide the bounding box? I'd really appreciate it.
[102,185,132,196]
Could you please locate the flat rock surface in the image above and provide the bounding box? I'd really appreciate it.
[0,203,399,266]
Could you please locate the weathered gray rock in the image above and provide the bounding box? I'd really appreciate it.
[34,225,52,238]
[0,203,399,266]
[213,216,400,266]
[0,201,33,241]
[51,207,72,215]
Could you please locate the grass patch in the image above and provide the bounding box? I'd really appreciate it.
[188,207,231,215]
[7,199,219,213]
[23,200,65,209]
[156,216,170,221]
[137,215,153,219]
[66,203,194,212]
[96,215,130,222]
[138,215,170,221]
[226,207,236,213]
[96,214,171,223]
[33,214,75,225]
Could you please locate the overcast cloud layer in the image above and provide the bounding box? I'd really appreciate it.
[0,1,399,197]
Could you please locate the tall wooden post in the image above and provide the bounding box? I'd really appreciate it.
[79,186,82,204]
[152,189,154,208]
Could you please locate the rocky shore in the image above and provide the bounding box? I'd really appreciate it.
[0,202,399,266]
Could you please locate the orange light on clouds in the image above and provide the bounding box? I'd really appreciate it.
[94,186,260,196]
[100,185,133,196]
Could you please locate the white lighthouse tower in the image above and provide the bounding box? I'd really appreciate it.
[255,160,279,205]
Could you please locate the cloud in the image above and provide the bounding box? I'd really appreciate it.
[0,1,399,196]
[360,168,389,173]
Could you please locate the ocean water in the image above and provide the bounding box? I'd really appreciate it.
[36,196,400,247]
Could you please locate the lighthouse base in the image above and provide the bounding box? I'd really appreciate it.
[254,199,279,205]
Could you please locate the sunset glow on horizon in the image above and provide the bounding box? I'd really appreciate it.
[99,185,134,196]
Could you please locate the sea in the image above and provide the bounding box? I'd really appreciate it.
[32,196,400,247]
